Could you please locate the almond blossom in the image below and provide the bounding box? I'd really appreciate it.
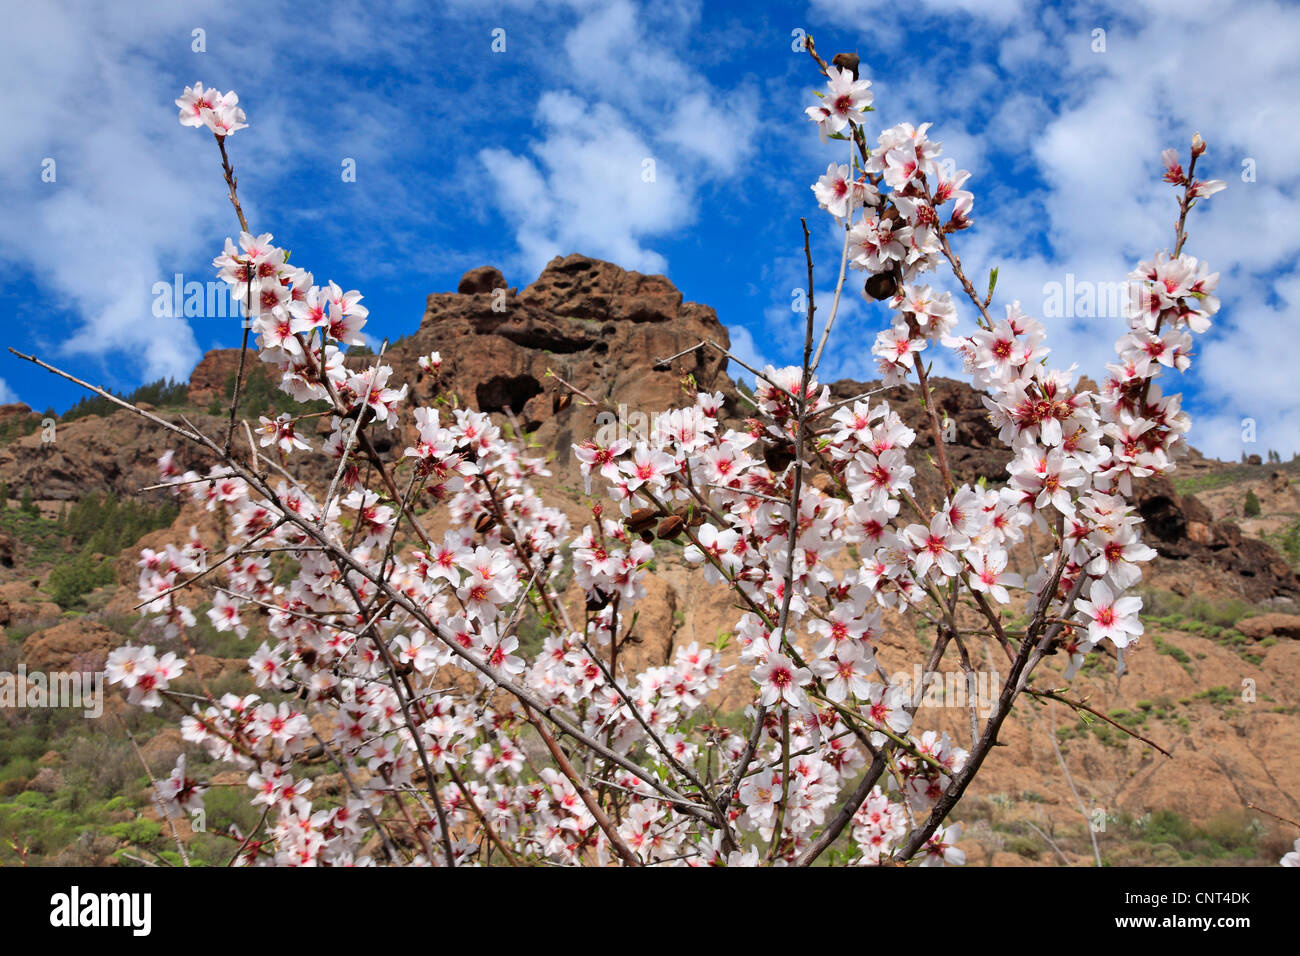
[1074,580,1144,649]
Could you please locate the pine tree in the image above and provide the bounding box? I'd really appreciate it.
[1244,488,1262,517]
[20,487,37,515]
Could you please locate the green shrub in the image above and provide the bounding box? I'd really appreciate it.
[1195,686,1236,706]
[1004,835,1042,859]
[1138,809,1258,861]
[62,736,139,801]
[1153,635,1191,665]
[47,552,116,607]
[104,818,164,845]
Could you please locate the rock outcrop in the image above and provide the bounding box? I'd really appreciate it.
[397,255,734,435]
[0,408,232,502]
[456,265,508,296]
[1237,613,1300,641]
[1132,475,1300,602]
[186,349,246,408]
[21,620,121,672]
[166,255,736,489]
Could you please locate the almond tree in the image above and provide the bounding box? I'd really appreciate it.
[14,40,1225,866]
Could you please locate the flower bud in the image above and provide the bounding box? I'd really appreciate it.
[474,512,497,534]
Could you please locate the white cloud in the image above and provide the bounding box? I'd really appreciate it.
[0,3,235,383]
[1192,270,1300,459]
[661,90,761,177]
[480,93,693,274]
[810,0,1026,25]
[476,0,760,277]
[997,25,1050,70]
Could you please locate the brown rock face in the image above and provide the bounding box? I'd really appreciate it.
[186,348,246,408]
[0,403,35,428]
[1131,474,1300,601]
[20,620,122,672]
[0,408,228,501]
[516,255,696,324]
[457,266,507,295]
[1237,613,1300,641]
[393,254,735,461]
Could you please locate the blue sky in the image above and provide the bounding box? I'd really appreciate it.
[1,0,1298,459]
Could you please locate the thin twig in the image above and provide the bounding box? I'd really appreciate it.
[1047,701,1103,867]
[1027,686,1173,759]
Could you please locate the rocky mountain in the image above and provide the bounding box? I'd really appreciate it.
[2,253,1299,866]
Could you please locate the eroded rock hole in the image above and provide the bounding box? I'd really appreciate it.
[476,374,543,417]
[1139,495,1185,542]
